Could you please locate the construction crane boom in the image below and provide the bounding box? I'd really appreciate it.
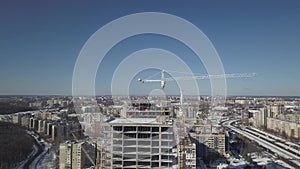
[165,72,256,81]
[138,69,255,89]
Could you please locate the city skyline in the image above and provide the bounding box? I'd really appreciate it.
[1,1,300,96]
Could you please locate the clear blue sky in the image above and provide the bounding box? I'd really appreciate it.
[0,0,299,96]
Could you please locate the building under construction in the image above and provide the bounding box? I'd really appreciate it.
[107,117,176,168]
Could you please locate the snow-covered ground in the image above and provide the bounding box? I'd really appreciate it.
[35,142,57,169]
[16,144,38,169]
[15,130,57,169]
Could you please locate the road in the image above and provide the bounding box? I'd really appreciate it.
[17,144,38,169]
[35,142,57,169]
[223,119,300,167]
[16,130,43,169]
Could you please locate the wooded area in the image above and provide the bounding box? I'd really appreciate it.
[0,121,35,169]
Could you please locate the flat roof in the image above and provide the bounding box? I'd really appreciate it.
[108,118,161,124]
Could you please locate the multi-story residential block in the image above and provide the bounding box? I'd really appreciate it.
[249,108,267,128]
[267,116,300,139]
[11,114,20,124]
[178,137,196,169]
[59,142,84,169]
[192,133,226,158]
[20,115,30,128]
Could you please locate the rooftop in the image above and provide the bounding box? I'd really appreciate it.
[108,118,161,124]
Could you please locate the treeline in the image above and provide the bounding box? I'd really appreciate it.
[0,122,34,169]
[0,102,35,115]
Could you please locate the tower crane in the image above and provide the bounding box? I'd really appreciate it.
[138,69,255,89]
[138,69,255,168]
